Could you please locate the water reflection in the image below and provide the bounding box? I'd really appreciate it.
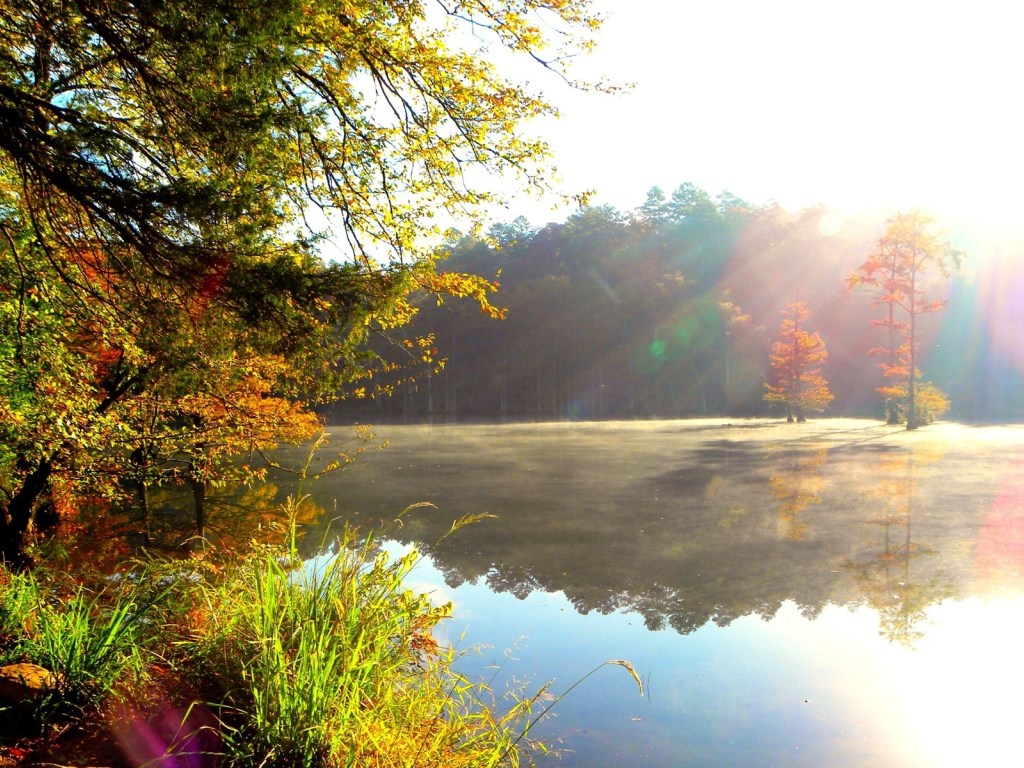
[254,420,1024,766]
[768,445,829,540]
[845,445,956,645]
[380,542,1024,768]
[267,419,1024,646]
[115,482,325,554]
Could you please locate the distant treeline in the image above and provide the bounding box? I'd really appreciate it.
[327,183,1024,423]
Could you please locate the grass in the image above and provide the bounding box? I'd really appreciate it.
[179,527,529,767]
[0,565,163,740]
[0,505,634,767]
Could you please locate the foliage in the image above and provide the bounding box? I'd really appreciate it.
[880,381,951,426]
[0,0,606,563]
[763,302,833,422]
[913,382,951,424]
[333,186,789,421]
[848,211,960,428]
[330,191,1012,424]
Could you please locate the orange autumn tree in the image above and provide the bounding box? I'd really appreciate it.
[122,355,323,540]
[763,302,833,422]
[847,211,959,429]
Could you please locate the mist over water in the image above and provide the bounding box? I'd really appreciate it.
[276,419,1024,766]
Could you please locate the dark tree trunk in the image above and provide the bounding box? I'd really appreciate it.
[189,476,207,541]
[1,458,53,569]
[130,446,151,545]
[138,480,151,546]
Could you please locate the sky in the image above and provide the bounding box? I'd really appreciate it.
[509,0,1024,243]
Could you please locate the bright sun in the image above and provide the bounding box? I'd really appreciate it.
[529,0,1024,249]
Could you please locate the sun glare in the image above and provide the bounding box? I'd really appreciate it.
[897,598,1024,767]
[779,597,1024,768]
[529,0,1024,250]
[971,255,1024,375]
[817,212,842,237]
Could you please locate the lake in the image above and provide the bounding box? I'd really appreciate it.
[279,418,1024,767]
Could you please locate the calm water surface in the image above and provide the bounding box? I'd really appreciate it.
[285,418,1024,767]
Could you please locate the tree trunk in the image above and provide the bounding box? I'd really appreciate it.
[189,476,207,541]
[138,480,151,546]
[0,458,53,569]
[907,285,918,430]
[130,446,152,545]
[886,404,900,425]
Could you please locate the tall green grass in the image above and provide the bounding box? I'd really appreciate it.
[29,584,156,714]
[180,526,531,767]
[0,569,36,661]
[0,566,162,741]
[1,508,641,766]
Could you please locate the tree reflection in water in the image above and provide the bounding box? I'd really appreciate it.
[768,446,830,540]
[844,444,956,645]
[253,420,1024,647]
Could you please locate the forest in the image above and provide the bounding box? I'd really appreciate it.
[328,183,1017,424]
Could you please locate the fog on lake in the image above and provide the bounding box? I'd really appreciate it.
[270,418,1024,767]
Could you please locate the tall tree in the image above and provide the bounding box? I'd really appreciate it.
[848,211,959,429]
[638,186,668,224]
[763,302,833,422]
[665,182,717,223]
[0,0,604,565]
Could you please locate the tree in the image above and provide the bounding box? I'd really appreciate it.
[848,211,959,429]
[665,182,717,223]
[487,217,537,251]
[0,0,604,565]
[638,186,668,224]
[763,302,833,422]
